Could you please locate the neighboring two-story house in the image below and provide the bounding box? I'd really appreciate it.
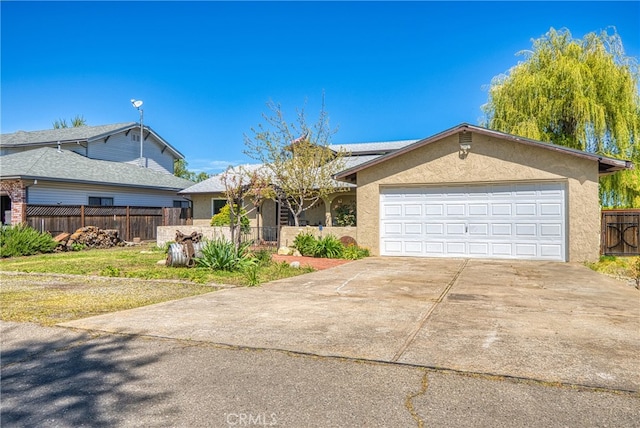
[0,122,194,225]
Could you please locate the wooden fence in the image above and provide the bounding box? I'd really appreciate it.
[26,205,192,241]
[601,209,640,256]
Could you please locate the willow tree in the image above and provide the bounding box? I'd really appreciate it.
[244,97,349,226]
[482,27,640,207]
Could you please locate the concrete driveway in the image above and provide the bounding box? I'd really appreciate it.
[60,257,640,392]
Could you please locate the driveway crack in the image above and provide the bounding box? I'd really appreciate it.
[405,369,428,428]
[392,259,469,362]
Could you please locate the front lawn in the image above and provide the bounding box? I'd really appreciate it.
[0,243,313,285]
[0,243,315,325]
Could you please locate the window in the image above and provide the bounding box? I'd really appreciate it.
[211,199,227,216]
[173,200,190,208]
[88,197,114,206]
[132,133,140,142]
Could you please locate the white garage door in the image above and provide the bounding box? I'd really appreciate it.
[380,182,566,261]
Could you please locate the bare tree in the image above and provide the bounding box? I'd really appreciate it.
[220,165,274,247]
[243,96,349,226]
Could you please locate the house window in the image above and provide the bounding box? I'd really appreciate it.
[88,197,114,206]
[132,133,140,142]
[211,199,227,216]
[173,200,190,208]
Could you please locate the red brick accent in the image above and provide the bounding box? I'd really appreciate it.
[0,179,27,225]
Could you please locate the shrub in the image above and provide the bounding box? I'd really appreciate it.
[0,224,57,257]
[210,204,250,233]
[293,231,317,257]
[334,202,356,226]
[252,248,273,266]
[312,235,344,258]
[629,256,640,289]
[342,244,370,260]
[243,264,260,286]
[195,237,256,272]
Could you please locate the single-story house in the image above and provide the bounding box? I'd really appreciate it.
[177,123,633,262]
[0,123,193,225]
[335,123,631,262]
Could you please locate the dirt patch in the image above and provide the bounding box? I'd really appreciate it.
[272,254,353,271]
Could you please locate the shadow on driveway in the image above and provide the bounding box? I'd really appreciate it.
[1,323,173,427]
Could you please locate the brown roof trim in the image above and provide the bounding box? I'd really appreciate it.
[334,123,633,182]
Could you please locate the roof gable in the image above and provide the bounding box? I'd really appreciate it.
[335,123,633,183]
[1,122,184,159]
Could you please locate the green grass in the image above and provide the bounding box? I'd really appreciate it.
[0,243,314,285]
[585,255,639,281]
[0,243,316,325]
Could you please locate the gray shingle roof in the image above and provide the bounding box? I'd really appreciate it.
[1,123,136,146]
[0,147,194,191]
[329,139,418,155]
[0,122,184,159]
[179,164,266,194]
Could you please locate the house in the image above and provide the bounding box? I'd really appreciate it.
[335,123,631,262]
[180,123,632,262]
[177,139,419,228]
[0,123,193,225]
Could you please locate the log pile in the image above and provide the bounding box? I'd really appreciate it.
[55,226,124,250]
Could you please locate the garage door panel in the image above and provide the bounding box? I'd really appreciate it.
[426,204,444,215]
[515,224,537,236]
[383,204,402,217]
[404,241,423,253]
[446,224,466,235]
[469,204,489,215]
[515,204,536,216]
[540,224,562,237]
[404,223,422,235]
[380,182,566,261]
[492,243,514,256]
[469,223,489,235]
[446,242,466,254]
[492,204,512,216]
[468,243,489,255]
[426,242,444,254]
[540,203,562,216]
[425,223,444,234]
[446,204,465,215]
[404,204,422,216]
[492,224,512,236]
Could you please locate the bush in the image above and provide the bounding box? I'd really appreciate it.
[629,256,640,289]
[342,244,370,260]
[293,232,317,257]
[0,224,57,257]
[210,204,250,233]
[334,202,356,226]
[252,248,273,266]
[195,237,256,272]
[312,235,344,259]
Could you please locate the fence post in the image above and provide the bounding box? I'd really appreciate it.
[80,205,85,227]
[126,206,131,241]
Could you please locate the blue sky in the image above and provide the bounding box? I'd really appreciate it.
[2,1,639,175]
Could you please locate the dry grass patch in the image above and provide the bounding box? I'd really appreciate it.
[0,272,214,326]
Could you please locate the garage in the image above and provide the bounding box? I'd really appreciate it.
[380,182,566,261]
[334,124,631,262]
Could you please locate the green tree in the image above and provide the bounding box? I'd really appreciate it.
[174,159,210,182]
[482,27,640,207]
[243,95,349,225]
[52,114,87,129]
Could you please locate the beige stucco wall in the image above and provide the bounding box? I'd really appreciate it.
[188,193,263,228]
[279,226,358,248]
[355,132,600,262]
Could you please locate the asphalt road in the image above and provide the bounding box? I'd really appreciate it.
[1,321,638,428]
